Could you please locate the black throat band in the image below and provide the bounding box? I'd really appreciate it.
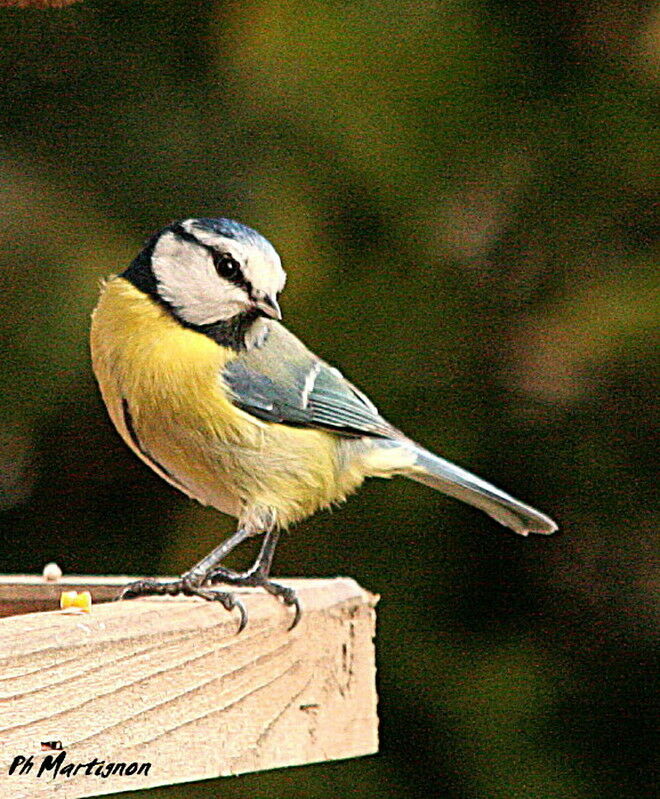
[121,232,260,353]
[194,309,262,351]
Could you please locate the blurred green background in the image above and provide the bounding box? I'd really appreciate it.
[0,0,656,797]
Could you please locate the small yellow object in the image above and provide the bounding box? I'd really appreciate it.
[59,590,92,612]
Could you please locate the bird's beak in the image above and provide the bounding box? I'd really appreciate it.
[254,294,282,321]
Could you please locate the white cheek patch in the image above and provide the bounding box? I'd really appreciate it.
[242,251,286,297]
[151,231,249,325]
[183,218,287,296]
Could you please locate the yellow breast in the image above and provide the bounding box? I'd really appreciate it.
[90,277,363,528]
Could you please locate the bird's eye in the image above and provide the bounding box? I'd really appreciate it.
[213,252,241,279]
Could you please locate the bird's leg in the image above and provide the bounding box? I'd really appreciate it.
[181,526,255,586]
[206,529,301,629]
[117,527,257,633]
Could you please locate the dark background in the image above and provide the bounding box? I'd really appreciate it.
[0,1,656,797]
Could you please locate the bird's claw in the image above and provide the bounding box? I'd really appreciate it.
[284,593,302,630]
[206,568,301,630]
[217,591,248,633]
[268,583,301,629]
[116,577,247,634]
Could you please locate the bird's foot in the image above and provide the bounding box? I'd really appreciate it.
[206,566,301,630]
[116,576,247,633]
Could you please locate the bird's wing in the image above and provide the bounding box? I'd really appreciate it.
[222,322,396,438]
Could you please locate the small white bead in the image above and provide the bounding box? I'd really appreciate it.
[42,562,63,582]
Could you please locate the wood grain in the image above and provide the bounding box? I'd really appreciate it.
[0,578,379,798]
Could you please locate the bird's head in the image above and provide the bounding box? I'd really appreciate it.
[123,217,286,327]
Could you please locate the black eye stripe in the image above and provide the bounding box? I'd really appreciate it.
[170,224,206,249]
[170,224,253,294]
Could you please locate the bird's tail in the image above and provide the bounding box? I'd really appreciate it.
[396,441,557,536]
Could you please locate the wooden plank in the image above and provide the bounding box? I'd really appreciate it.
[0,578,379,798]
[0,575,135,618]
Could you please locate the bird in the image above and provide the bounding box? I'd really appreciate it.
[90,217,557,631]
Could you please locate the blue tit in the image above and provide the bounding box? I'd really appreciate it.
[90,217,557,630]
